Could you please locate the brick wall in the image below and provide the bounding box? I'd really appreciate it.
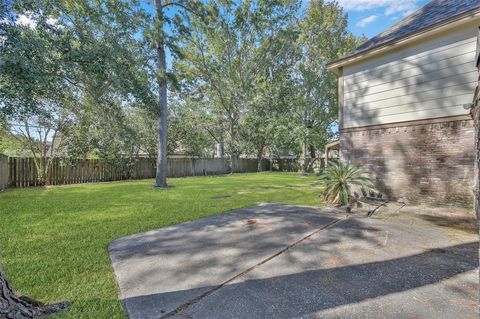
[340,119,475,207]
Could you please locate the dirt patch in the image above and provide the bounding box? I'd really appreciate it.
[245,219,278,231]
[324,256,349,267]
[211,195,232,199]
[211,185,309,200]
[417,214,477,234]
[354,201,477,235]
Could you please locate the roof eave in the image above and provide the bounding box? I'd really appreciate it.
[327,7,480,73]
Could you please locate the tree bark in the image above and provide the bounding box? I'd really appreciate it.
[309,144,316,159]
[299,111,309,175]
[0,269,68,318]
[229,115,239,160]
[154,0,168,188]
[256,138,265,172]
[256,150,263,173]
[299,136,308,175]
[256,158,263,172]
[215,140,224,158]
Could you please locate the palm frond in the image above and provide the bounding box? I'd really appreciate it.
[318,162,375,206]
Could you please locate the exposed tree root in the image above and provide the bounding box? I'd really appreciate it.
[0,269,68,319]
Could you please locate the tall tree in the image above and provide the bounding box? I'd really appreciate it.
[240,26,298,170]
[175,0,299,160]
[1,0,155,181]
[169,98,216,157]
[151,0,204,187]
[293,0,361,173]
[153,0,168,187]
[0,1,154,315]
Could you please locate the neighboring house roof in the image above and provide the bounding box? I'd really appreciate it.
[328,0,480,71]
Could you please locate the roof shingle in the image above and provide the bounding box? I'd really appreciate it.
[346,0,480,58]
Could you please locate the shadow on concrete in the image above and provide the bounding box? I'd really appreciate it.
[123,241,478,318]
[109,204,390,318]
[418,213,478,234]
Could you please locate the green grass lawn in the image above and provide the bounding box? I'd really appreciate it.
[0,172,321,318]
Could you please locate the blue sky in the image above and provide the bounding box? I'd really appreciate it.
[338,0,430,38]
[143,0,431,39]
[142,0,433,67]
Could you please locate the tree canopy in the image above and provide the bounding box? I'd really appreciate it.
[0,0,362,174]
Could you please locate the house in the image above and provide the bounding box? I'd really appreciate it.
[327,0,480,207]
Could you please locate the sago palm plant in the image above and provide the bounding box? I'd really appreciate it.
[318,162,375,206]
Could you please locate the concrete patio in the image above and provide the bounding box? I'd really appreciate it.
[109,203,479,319]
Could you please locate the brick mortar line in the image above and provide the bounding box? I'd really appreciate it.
[160,216,347,319]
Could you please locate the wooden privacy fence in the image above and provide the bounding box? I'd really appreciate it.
[3,156,276,188]
[271,158,324,172]
[0,155,8,190]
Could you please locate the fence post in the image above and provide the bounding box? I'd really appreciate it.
[1,156,279,188]
[0,155,8,190]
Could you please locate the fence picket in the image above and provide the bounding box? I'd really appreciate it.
[0,156,308,188]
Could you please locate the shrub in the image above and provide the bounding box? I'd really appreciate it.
[318,162,374,206]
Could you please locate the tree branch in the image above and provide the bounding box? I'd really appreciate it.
[161,2,197,15]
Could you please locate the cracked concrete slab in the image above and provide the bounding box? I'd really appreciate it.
[109,203,340,318]
[109,203,479,319]
[173,216,478,319]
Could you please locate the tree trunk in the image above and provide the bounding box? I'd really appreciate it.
[256,157,263,172]
[229,116,239,160]
[256,142,265,172]
[215,140,224,158]
[154,0,168,188]
[299,111,309,175]
[0,268,68,318]
[309,144,316,158]
[299,136,308,175]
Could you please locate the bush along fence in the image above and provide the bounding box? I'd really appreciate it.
[0,156,326,189]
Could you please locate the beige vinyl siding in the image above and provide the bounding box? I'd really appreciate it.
[343,26,478,128]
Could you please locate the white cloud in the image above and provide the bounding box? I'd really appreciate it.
[384,2,417,16]
[12,13,62,30]
[46,17,58,26]
[16,13,37,28]
[46,17,63,29]
[356,15,378,27]
[336,0,419,16]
